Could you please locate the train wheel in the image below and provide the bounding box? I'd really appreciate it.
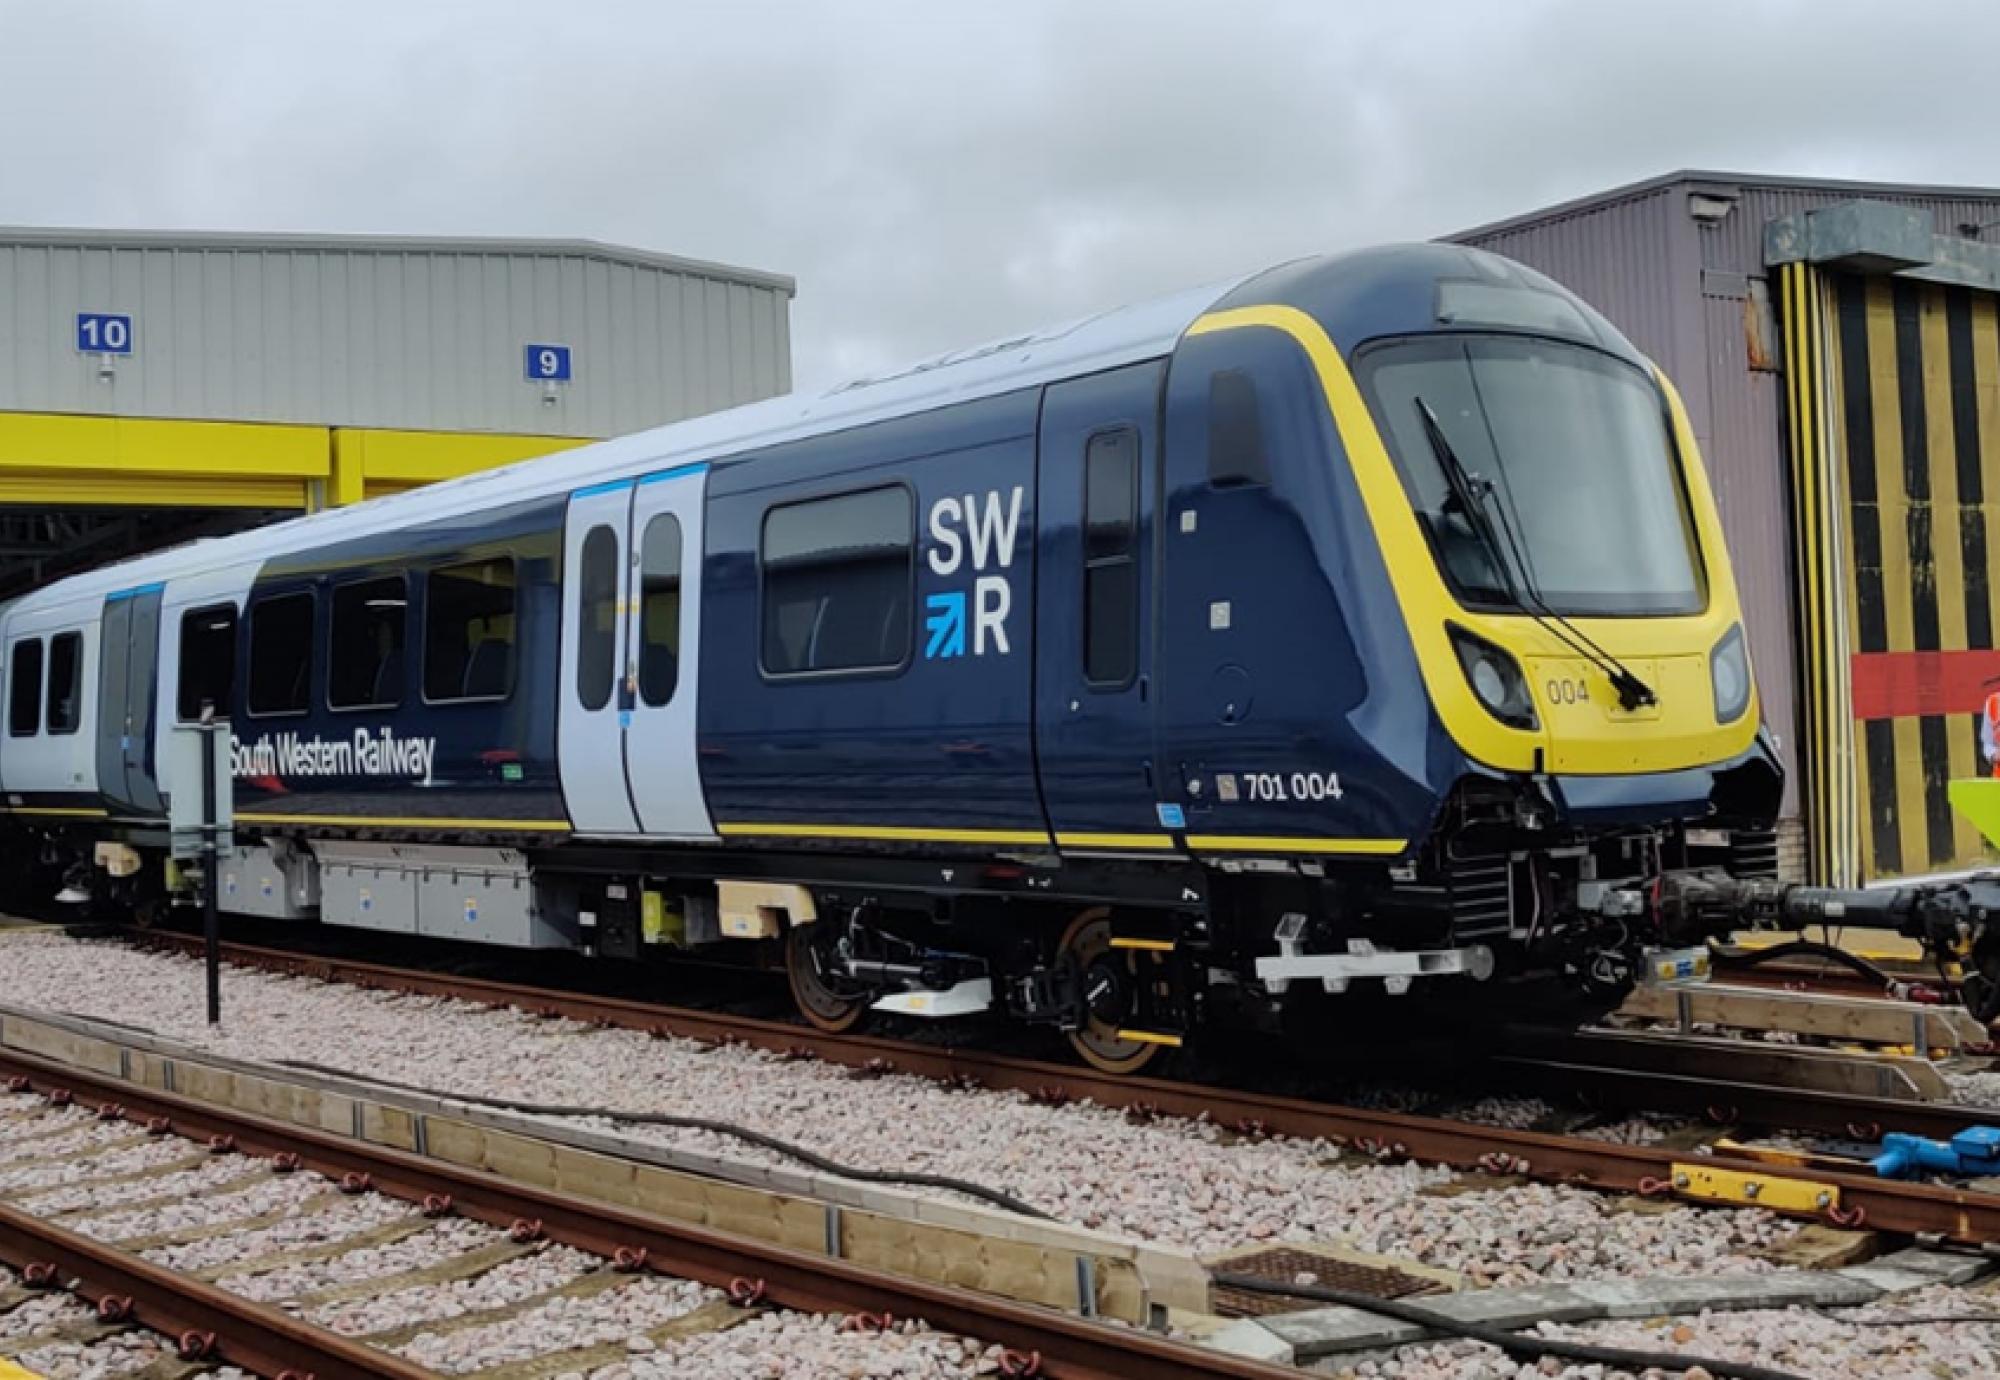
[785,923,871,1034]
[1059,907,1167,1076]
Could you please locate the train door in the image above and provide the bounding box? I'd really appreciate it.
[559,482,642,835]
[622,465,713,839]
[1033,361,1171,851]
[96,584,164,816]
[557,469,715,839]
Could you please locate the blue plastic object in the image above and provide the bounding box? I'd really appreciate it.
[1871,1126,2000,1178]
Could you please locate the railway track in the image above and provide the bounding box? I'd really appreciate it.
[0,1041,1300,1380]
[121,928,2000,1248]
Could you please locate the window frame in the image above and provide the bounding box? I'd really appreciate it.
[8,637,43,739]
[1081,426,1141,691]
[636,511,684,709]
[177,603,239,724]
[575,525,621,713]
[420,554,521,707]
[44,630,83,736]
[326,573,409,714]
[244,590,318,720]
[756,482,917,683]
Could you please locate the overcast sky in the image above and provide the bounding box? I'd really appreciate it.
[4,0,1996,389]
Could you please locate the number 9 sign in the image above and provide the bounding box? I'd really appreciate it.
[524,343,572,383]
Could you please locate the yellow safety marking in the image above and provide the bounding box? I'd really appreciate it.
[1113,1029,1184,1048]
[1055,832,1178,851]
[1109,937,1176,952]
[238,812,571,832]
[0,806,111,818]
[715,822,1051,846]
[1669,1162,1840,1215]
[1184,833,1407,856]
[1185,307,1759,778]
[0,1359,45,1380]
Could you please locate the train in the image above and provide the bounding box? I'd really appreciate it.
[0,242,1785,1072]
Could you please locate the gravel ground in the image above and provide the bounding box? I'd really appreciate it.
[610,1311,1008,1379]
[0,1289,98,1339]
[140,1189,412,1274]
[309,1243,600,1336]
[64,1168,336,1243]
[13,1330,180,1379]
[0,933,1796,1289]
[223,1215,501,1301]
[14,1151,271,1217]
[392,1275,716,1373]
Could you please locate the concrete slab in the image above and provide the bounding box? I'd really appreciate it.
[1839,1247,1997,1294]
[1257,1304,1428,1356]
[1201,1318,1294,1364]
[1421,1283,1600,1330]
[1574,1270,1881,1319]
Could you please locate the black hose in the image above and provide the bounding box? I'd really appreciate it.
[277,1058,1053,1220]
[1210,1273,1814,1380]
[1709,938,1905,993]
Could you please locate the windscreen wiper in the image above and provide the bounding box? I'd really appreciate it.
[1413,398,1657,712]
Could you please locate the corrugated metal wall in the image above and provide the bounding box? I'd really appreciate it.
[0,235,793,438]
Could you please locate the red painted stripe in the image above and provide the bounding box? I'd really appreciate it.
[1850,649,2000,720]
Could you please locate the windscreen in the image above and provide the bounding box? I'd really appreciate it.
[1359,334,1703,617]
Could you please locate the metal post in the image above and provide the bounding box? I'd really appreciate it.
[200,702,221,1027]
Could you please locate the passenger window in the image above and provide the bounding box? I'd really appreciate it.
[329,577,406,710]
[178,606,237,721]
[247,593,315,717]
[1208,370,1270,486]
[425,557,516,702]
[45,632,82,735]
[576,527,619,712]
[8,639,42,738]
[760,487,911,676]
[638,514,683,707]
[1084,429,1139,686]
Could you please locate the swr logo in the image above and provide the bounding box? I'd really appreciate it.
[925,487,1022,659]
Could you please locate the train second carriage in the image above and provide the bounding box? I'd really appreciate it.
[0,242,1782,1071]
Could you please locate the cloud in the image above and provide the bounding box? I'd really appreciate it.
[3,0,1998,389]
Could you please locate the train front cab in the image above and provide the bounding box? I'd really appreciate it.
[1168,246,1782,1007]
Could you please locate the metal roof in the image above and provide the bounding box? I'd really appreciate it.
[1452,169,2000,242]
[0,225,795,295]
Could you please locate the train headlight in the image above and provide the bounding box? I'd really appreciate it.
[1710,624,1751,724]
[1448,627,1538,730]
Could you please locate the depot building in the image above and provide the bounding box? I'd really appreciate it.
[1457,172,2000,886]
[0,228,794,600]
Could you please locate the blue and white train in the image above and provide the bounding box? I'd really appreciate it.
[0,243,1781,1071]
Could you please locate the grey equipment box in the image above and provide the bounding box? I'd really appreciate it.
[414,847,575,949]
[314,840,421,935]
[217,840,319,921]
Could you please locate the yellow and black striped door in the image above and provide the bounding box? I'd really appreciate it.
[1832,274,2000,878]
